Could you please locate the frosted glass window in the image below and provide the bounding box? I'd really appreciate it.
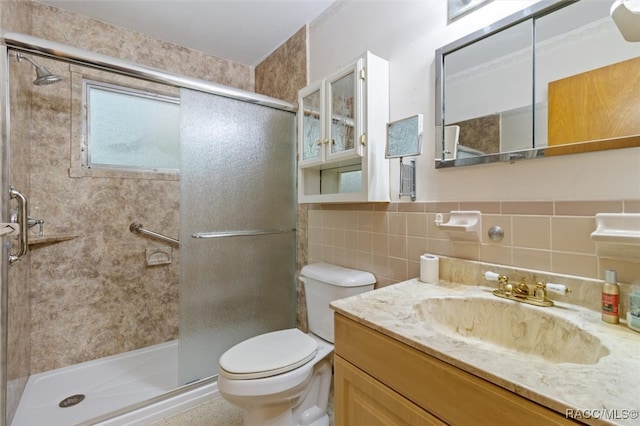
[85,80,180,171]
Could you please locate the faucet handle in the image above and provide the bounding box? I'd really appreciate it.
[534,282,547,300]
[484,271,507,282]
[546,283,571,296]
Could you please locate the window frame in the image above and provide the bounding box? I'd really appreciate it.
[82,79,181,173]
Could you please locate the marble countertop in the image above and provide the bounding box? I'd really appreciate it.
[331,278,640,426]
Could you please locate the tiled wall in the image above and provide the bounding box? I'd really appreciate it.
[7,1,256,374]
[307,200,640,287]
[255,26,306,104]
[3,1,34,420]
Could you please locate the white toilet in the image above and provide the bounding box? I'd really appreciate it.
[217,262,376,426]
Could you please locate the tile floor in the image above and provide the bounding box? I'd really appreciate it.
[149,385,335,425]
[149,397,243,426]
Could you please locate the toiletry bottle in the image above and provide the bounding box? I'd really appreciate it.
[601,269,620,324]
[628,285,640,333]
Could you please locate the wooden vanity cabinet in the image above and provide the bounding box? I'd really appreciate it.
[334,313,579,425]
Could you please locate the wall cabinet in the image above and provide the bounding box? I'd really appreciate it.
[298,52,389,203]
[334,314,576,426]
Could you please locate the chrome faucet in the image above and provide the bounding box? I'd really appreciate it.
[484,271,570,307]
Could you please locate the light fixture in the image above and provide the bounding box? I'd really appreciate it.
[611,0,640,42]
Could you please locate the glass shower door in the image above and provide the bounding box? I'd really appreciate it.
[178,89,296,384]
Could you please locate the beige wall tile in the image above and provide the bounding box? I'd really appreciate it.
[388,212,407,235]
[513,248,551,271]
[388,257,408,281]
[354,203,374,211]
[358,211,374,231]
[357,231,373,252]
[371,254,390,278]
[479,244,512,265]
[306,201,638,290]
[426,201,459,213]
[502,201,553,215]
[460,201,500,214]
[344,211,358,230]
[407,237,429,261]
[513,216,550,249]
[371,212,388,233]
[398,202,426,212]
[551,217,596,254]
[372,233,389,256]
[308,243,322,261]
[555,200,623,216]
[389,235,407,259]
[308,226,322,245]
[344,230,358,251]
[552,253,597,278]
[308,210,322,227]
[407,213,427,237]
[332,229,346,247]
[451,242,480,260]
[598,258,640,284]
[408,260,420,279]
[428,238,452,257]
[356,251,373,272]
[624,199,640,213]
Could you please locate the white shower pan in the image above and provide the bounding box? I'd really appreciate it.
[12,340,217,426]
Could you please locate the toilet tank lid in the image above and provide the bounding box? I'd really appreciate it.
[301,263,376,287]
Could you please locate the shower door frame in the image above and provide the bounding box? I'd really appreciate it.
[0,43,11,426]
[0,34,297,426]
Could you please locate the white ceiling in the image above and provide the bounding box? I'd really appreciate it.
[38,0,336,66]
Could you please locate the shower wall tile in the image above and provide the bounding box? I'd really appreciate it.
[30,2,254,91]
[18,1,256,373]
[254,25,309,328]
[255,26,307,104]
[3,2,34,422]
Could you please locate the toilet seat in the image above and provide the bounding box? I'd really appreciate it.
[219,328,318,380]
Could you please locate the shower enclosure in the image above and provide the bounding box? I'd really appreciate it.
[0,35,297,425]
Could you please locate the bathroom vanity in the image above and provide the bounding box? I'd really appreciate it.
[331,267,640,426]
[333,314,573,425]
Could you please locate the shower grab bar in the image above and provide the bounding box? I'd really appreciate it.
[8,187,29,264]
[129,222,179,247]
[192,228,293,239]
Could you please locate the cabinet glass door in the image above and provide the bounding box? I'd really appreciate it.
[300,85,323,164]
[327,66,359,160]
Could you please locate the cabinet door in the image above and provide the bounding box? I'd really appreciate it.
[326,60,364,163]
[298,82,325,167]
[334,355,445,426]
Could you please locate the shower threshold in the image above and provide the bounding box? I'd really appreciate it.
[12,341,181,426]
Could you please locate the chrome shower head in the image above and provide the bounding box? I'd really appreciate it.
[16,52,63,86]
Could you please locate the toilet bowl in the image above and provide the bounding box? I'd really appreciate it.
[217,263,376,426]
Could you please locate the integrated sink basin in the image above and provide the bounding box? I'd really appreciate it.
[413,296,610,365]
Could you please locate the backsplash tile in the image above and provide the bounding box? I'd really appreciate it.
[306,200,639,287]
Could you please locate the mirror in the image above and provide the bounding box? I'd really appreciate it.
[386,114,424,158]
[435,0,640,167]
[386,114,423,201]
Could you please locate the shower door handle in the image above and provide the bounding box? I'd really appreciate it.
[8,187,29,264]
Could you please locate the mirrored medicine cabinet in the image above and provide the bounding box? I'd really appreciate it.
[435,0,640,168]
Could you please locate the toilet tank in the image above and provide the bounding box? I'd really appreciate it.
[301,263,376,343]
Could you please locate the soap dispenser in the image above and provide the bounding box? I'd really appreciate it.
[601,270,620,324]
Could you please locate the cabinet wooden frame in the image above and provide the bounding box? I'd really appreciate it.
[334,313,579,425]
